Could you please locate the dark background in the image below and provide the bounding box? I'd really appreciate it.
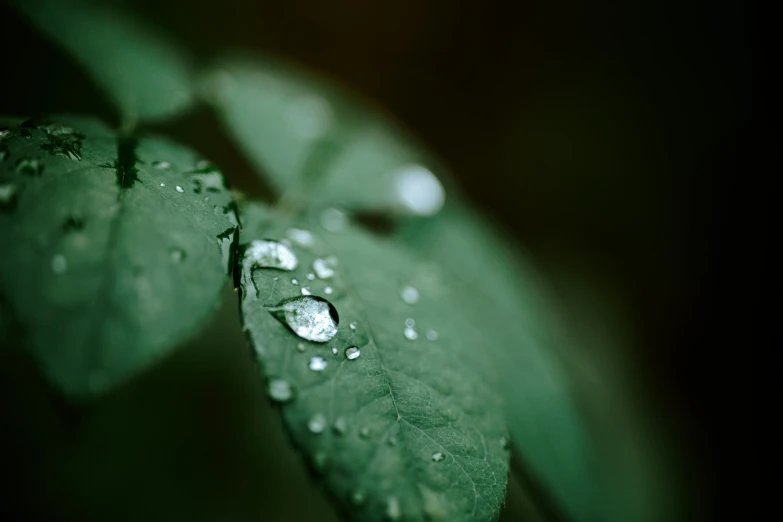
[0,0,755,520]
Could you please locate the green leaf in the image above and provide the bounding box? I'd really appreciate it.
[0,115,238,398]
[204,57,447,216]
[237,201,509,522]
[12,0,194,123]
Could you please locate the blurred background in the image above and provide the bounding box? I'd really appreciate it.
[0,0,754,520]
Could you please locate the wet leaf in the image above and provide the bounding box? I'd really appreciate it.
[12,0,194,123]
[0,115,237,398]
[238,201,509,522]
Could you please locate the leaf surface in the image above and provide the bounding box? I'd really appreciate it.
[0,115,237,398]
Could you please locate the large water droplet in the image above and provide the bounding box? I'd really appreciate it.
[308,413,327,434]
[268,378,294,402]
[431,452,445,462]
[333,417,347,435]
[243,239,298,272]
[269,296,339,343]
[393,164,445,215]
[309,356,327,371]
[320,207,347,232]
[312,257,337,279]
[15,157,43,176]
[345,346,361,360]
[400,285,420,304]
[286,228,314,247]
[51,254,67,274]
[386,497,402,521]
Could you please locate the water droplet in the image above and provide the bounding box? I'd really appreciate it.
[306,272,315,280]
[431,452,445,462]
[291,278,299,285]
[393,164,445,215]
[351,491,366,505]
[308,413,327,434]
[269,296,339,343]
[243,239,298,272]
[345,346,361,360]
[301,287,312,296]
[320,207,347,232]
[400,285,420,304]
[51,254,67,274]
[286,227,314,246]
[324,286,333,295]
[15,157,43,176]
[500,437,509,450]
[359,426,371,439]
[153,160,171,170]
[386,496,401,520]
[404,318,415,328]
[287,95,333,139]
[331,346,338,355]
[312,257,337,279]
[169,247,185,263]
[175,185,184,193]
[333,417,347,435]
[404,327,418,340]
[426,329,438,341]
[309,356,327,371]
[296,342,306,352]
[268,378,293,402]
[349,321,357,331]
[191,171,225,193]
[160,183,165,187]
[0,183,18,210]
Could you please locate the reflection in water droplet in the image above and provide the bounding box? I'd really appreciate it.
[345,346,361,360]
[393,164,445,215]
[153,160,171,170]
[286,228,314,247]
[351,491,365,505]
[431,452,445,462]
[269,296,339,342]
[15,157,43,176]
[175,185,184,193]
[296,342,306,352]
[312,257,337,279]
[331,346,338,355]
[349,321,357,331]
[287,95,333,139]
[359,427,371,439]
[426,329,438,341]
[324,286,333,295]
[308,413,327,434]
[51,254,67,274]
[306,272,315,280]
[333,417,347,435]
[268,378,293,402]
[301,287,312,296]
[291,278,299,285]
[320,207,347,232]
[400,285,420,304]
[386,497,401,521]
[309,356,327,372]
[243,239,298,272]
[169,247,185,263]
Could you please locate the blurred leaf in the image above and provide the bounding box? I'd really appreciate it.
[0,115,237,398]
[237,201,509,522]
[12,0,194,123]
[203,57,447,216]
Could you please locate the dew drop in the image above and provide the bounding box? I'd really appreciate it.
[404,327,418,340]
[268,296,339,343]
[306,272,316,280]
[291,278,299,285]
[320,207,347,232]
[404,317,415,328]
[359,426,371,439]
[426,329,438,341]
[309,356,327,372]
[175,185,184,193]
[349,321,357,331]
[431,452,445,462]
[268,378,293,402]
[51,254,67,274]
[169,247,185,263]
[351,491,366,505]
[152,160,171,170]
[386,496,401,521]
[286,227,314,246]
[308,413,327,434]
[296,342,306,353]
[393,164,445,215]
[331,346,338,355]
[400,285,420,304]
[333,417,347,435]
[160,183,165,187]
[15,157,43,176]
[312,257,337,279]
[345,346,361,360]
[301,287,312,296]
[243,239,298,271]
[324,286,333,295]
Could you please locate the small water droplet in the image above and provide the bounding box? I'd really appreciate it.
[386,496,402,520]
[306,272,315,280]
[296,342,306,352]
[345,346,361,360]
[286,227,314,246]
[351,491,366,505]
[169,247,185,263]
[404,318,415,328]
[268,296,339,343]
[15,157,43,176]
[431,452,445,462]
[393,164,445,215]
[175,185,184,193]
[301,287,312,295]
[426,329,438,341]
[400,285,420,304]
[320,207,347,232]
[243,239,298,271]
[349,321,357,331]
[331,346,338,355]
[309,356,327,371]
[51,254,67,274]
[404,327,418,340]
[500,437,509,450]
[312,257,337,279]
[359,426,371,439]
[333,417,347,435]
[308,413,327,434]
[268,378,293,402]
[160,183,165,187]
[291,278,299,285]
[324,286,333,295]
[153,160,171,170]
